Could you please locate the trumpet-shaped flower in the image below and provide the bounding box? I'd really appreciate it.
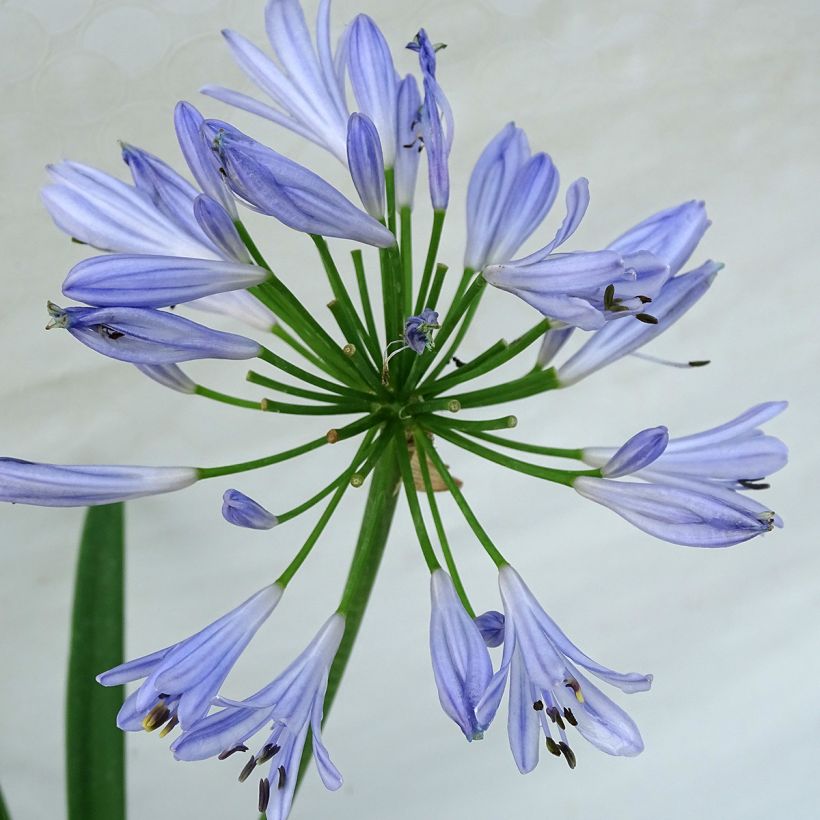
[205,120,396,247]
[476,567,651,772]
[172,614,345,820]
[429,570,493,740]
[222,489,279,530]
[46,302,261,365]
[204,0,349,162]
[0,459,197,506]
[98,585,283,732]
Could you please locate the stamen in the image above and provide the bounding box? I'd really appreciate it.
[257,743,280,765]
[277,765,287,790]
[563,707,578,727]
[546,706,565,730]
[739,478,770,490]
[258,778,271,813]
[141,702,171,732]
[532,700,544,711]
[635,313,659,325]
[218,745,248,761]
[545,737,561,757]
[631,352,711,369]
[238,755,257,783]
[158,715,179,738]
[558,741,577,769]
[563,677,584,703]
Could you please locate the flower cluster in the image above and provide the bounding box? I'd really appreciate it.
[2,0,787,817]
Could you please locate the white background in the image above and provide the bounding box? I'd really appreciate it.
[1,0,818,818]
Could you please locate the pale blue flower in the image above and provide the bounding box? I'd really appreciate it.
[346,14,399,166]
[0,459,197,507]
[62,254,269,309]
[205,120,396,248]
[204,0,349,162]
[98,585,283,731]
[557,260,719,384]
[408,29,453,211]
[429,570,493,741]
[394,74,422,209]
[404,308,439,354]
[477,566,651,772]
[599,426,669,478]
[172,614,345,820]
[346,114,386,220]
[222,489,279,530]
[134,363,196,394]
[474,610,505,648]
[46,302,261,365]
[464,123,559,271]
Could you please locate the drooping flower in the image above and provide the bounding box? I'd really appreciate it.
[429,570,493,741]
[62,254,270,309]
[408,29,453,211]
[204,0,350,162]
[205,120,396,248]
[464,123,559,272]
[394,74,422,209]
[222,489,279,530]
[346,113,386,220]
[98,585,283,732]
[46,302,261,365]
[346,14,399,166]
[556,260,719,383]
[0,459,197,506]
[476,566,651,772]
[171,614,345,820]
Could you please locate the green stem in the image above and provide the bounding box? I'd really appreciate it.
[414,209,446,314]
[260,399,369,416]
[246,370,357,404]
[271,324,328,372]
[412,429,474,615]
[352,249,380,352]
[466,431,584,460]
[193,385,260,410]
[258,347,374,400]
[400,206,413,315]
[413,433,508,567]
[433,415,518,432]
[426,263,449,311]
[438,367,559,409]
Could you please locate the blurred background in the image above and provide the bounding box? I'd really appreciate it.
[1,0,817,818]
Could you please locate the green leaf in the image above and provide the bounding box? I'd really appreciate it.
[66,503,126,820]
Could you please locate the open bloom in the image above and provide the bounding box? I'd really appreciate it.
[476,567,651,772]
[47,302,261,365]
[429,570,492,740]
[98,585,283,732]
[172,614,345,820]
[204,0,350,162]
[0,459,197,506]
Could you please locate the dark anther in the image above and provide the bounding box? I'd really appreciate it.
[277,765,287,790]
[636,313,659,325]
[453,356,465,368]
[100,326,124,340]
[558,741,577,769]
[563,708,578,727]
[688,360,711,368]
[238,755,257,783]
[739,478,770,490]
[159,715,179,738]
[545,737,561,756]
[218,166,227,177]
[218,745,248,761]
[547,706,566,731]
[258,778,271,813]
[637,294,652,304]
[603,284,615,309]
[532,700,544,711]
[257,743,279,764]
[142,703,171,732]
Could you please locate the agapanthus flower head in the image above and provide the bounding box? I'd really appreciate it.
[477,566,651,772]
[429,569,493,741]
[172,613,345,820]
[0,459,197,507]
[46,302,261,365]
[98,585,283,732]
[203,0,349,162]
[205,120,395,248]
[222,489,279,530]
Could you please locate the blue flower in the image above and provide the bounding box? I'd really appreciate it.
[98,585,283,732]
[408,29,453,211]
[429,570,493,741]
[556,260,719,383]
[204,0,349,162]
[171,614,345,820]
[404,308,439,354]
[205,120,396,248]
[477,566,651,772]
[62,254,269,309]
[347,14,399,166]
[134,363,196,394]
[46,302,261,365]
[464,123,559,271]
[394,74,422,209]
[346,113,386,220]
[222,489,279,530]
[474,610,505,648]
[598,426,669,478]
[575,403,787,547]
[0,459,197,506]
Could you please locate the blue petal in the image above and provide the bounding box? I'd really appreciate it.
[134,363,196,393]
[600,426,669,478]
[346,113,386,219]
[394,74,422,208]
[193,195,252,264]
[222,489,278,530]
